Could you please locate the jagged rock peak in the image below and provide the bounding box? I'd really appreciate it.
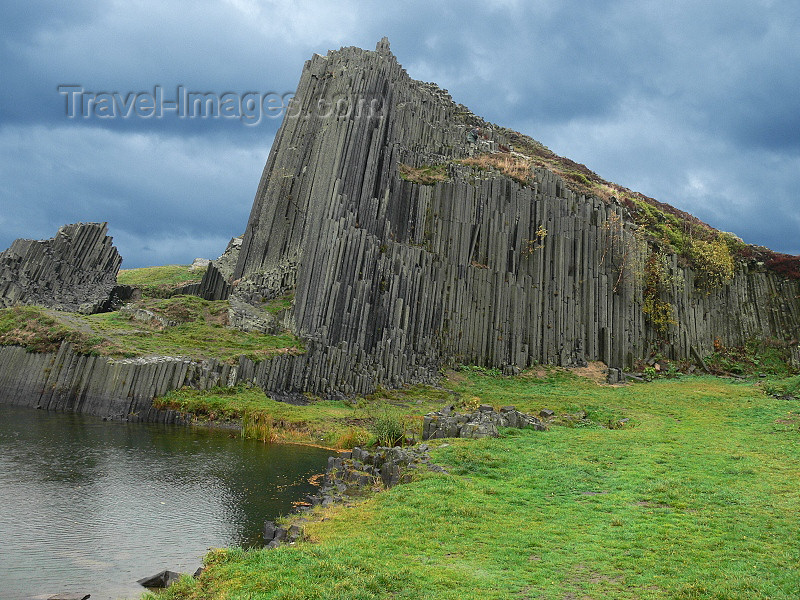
[376,36,391,53]
[227,42,800,399]
[0,222,123,314]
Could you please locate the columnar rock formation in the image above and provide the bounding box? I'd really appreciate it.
[0,222,122,313]
[174,236,241,301]
[214,236,243,280]
[0,342,249,421]
[230,39,800,398]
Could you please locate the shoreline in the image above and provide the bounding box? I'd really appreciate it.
[3,368,799,598]
[0,401,335,600]
[151,372,800,599]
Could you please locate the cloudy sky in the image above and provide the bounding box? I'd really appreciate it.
[1,0,798,268]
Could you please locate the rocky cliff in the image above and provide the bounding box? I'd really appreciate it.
[229,38,800,398]
[0,222,122,313]
[0,341,265,422]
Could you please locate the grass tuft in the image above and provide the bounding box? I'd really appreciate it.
[398,163,450,185]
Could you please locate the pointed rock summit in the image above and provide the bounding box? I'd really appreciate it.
[228,41,800,398]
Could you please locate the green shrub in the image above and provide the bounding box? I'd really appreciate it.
[706,339,795,378]
[763,375,800,397]
[642,251,679,336]
[690,238,735,290]
[373,413,405,447]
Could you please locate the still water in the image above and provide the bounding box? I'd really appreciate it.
[0,404,331,600]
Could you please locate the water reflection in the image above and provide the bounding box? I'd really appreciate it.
[0,403,331,600]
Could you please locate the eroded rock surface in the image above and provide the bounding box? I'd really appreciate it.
[0,222,122,313]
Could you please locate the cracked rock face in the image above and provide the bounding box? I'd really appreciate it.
[0,222,122,314]
[214,236,243,281]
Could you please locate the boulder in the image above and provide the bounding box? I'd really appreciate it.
[263,520,278,542]
[189,258,211,271]
[137,570,183,588]
[422,406,546,440]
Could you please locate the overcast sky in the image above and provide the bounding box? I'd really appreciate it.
[1,0,798,268]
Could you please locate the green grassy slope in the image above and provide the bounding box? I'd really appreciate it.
[152,371,800,600]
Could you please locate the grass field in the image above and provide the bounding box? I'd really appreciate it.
[150,370,800,600]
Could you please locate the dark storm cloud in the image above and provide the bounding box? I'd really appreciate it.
[0,0,797,266]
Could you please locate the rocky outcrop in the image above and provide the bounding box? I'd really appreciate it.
[306,445,444,510]
[226,39,800,398]
[196,262,231,301]
[214,236,243,280]
[227,296,291,334]
[173,262,230,301]
[189,258,211,271]
[3,41,796,421]
[173,237,241,301]
[262,522,304,549]
[119,305,179,328]
[137,570,182,589]
[0,222,122,314]
[422,405,546,440]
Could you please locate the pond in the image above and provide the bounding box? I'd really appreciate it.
[0,403,331,600]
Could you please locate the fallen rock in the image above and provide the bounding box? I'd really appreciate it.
[263,520,304,548]
[422,406,546,440]
[47,595,90,600]
[623,372,645,383]
[305,444,445,511]
[606,368,625,384]
[137,570,183,588]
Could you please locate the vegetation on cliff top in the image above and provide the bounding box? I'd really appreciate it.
[0,295,303,362]
[117,264,206,297]
[0,305,106,354]
[150,369,800,600]
[451,112,799,280]
[398,163,450,185]
[504,133,799,280]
